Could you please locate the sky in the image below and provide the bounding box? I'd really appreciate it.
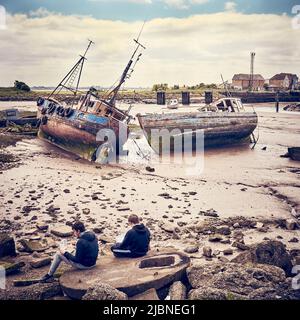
[0,0,299,87]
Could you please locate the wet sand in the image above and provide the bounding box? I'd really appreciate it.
[0,104,299,299]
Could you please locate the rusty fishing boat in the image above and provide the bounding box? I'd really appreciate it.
[36,35,145,161]
[137,97,258,153]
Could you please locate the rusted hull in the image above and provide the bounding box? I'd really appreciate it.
[38,110,128,161]
[137,111,258,153]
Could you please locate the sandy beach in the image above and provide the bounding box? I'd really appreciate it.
[0,103,300,299]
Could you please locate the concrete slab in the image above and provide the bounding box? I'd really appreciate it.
[59,251,190,299]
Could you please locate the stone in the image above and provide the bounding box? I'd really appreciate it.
[187,262,299,300]
[0,282,62,300]
[99,235,115,244]
[159,222,176,233]
[203,246,213,258]
[184,245,199,254]
[82,283,128,300]
[60,251,190,299]
[37,224,49,231]
[285,219,299,231]
[30,257,51,268]
[203,209,219,218]
[233,223,240,229]
[50,226,73,238]
[0,234,16,258]
[169,281,187,300]
[289,237,299,243]
[208,234,223,242]
[19,239,48,253]
[223,249,233,256]
[82,208,90,215]
[216,226,231,236]
[0,261,25,275]
[232,240,293,276]
[145,166,155,173]
[235,242,250,251]
[130,288,158,300]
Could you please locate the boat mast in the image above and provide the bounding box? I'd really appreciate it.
[106,22,146,107]
[48,40,95,105]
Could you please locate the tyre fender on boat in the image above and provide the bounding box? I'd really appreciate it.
[41,107,47,115]
[37,97,45,107]
[56,105,64,115]
[58,107,65,117]
[64,107,74,118]
[47,103,56,115]
[41,116,48,125]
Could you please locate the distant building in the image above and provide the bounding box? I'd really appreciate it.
[269,73,298,90]
[232,74,265,91]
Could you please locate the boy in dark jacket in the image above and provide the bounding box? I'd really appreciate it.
[41,221,99,282]
[111,214,151,258]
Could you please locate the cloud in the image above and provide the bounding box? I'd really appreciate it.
[88,0,152,4]
[0,9,299,87]
[225,2,237,12]
[162,0,209,10]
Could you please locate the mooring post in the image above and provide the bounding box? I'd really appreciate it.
[275,91,279,113]
[205,91,213,105]
[157,91,166,105]
[182,92,190,105]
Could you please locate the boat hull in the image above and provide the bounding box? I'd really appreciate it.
[38,109,128,161]
[137,111,258,153]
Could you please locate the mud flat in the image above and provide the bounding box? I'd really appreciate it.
[0,108,300,300]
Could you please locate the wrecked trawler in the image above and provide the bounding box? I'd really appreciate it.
[137,97,258,154]
[36,37,145,161]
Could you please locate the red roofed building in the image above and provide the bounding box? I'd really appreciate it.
[232,74,265,91]
[269,73,298,90]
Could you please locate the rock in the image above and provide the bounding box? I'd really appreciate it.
[203,209,219,218]
[19,239,48,253]
[50,226,73,238]
[184,246,199,254]
[37,224,49,231]
[232,240,293,277]
[159,222,176,233]
[82,208,90,215]
[0,261,25,275]
[289,237,299,243]
[145,166,155,173]
[203,246,213,258]
[208,234,223,242]
[0,234,16,258]
[285,219,299,231]
[190,286,251,300]
[216,226,231,236]
[82,283,128,300]
[235,242,250,251]
[223,249,233,256]
[130,288,158,300]
[0,282,62,300]
[30,257,51,269]
[169,281,187,300]
[233,223,240,229]
[187,262,298,300]
[99,235,114,244]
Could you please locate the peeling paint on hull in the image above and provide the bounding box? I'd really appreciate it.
[38,111,128,161]
[137,111,258,153]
